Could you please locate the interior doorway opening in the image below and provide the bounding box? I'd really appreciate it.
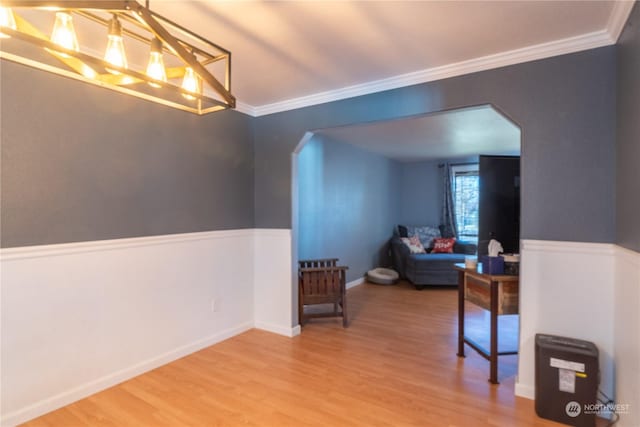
[290,102,523,384]
[292,105,521,283]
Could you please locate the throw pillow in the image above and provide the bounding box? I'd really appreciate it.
[409,226,441,249]
[401,236,426,254]
[397,225,409,238]
[432,237,456,253]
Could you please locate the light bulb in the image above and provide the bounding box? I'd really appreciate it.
[104,15,127,74]
[181,67,201,100]
[0,7,17,38]
[50,11,79,53]
[146,38,167,87]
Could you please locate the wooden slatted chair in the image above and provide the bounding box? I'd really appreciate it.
[298,259,340,324]
[298,259,349,328]
[298,258,338,269]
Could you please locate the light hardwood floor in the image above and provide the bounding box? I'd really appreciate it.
[23,280,574,427]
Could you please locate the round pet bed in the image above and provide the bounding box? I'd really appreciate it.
[367,268,399,285]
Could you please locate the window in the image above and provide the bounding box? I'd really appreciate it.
[451,164,479,241]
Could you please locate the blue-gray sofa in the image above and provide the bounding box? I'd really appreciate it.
[390,226,477,289]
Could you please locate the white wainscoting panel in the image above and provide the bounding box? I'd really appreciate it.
[515,240,616,400]
[253,229,298,337]
[613,246,640,427]
[0,230,256,427]
[4,233,636,426]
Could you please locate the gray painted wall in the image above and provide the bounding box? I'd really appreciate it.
[254,47,616,244]
[297,135,400,282]
[398,156,481,228]
[616,3,640,252]
[398,160,441,227]
[1,60,254,248]
[1,45,621,249]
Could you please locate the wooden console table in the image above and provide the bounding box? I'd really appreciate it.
[454,263,519,384]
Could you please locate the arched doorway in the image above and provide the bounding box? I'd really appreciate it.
[290,102,523,377]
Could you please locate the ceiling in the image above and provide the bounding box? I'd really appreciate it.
[148,1,632,115]
[315,105,521,162]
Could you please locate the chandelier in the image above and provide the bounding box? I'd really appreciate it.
[0,1,235,115]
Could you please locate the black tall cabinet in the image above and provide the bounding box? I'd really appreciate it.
[478,155,521,255]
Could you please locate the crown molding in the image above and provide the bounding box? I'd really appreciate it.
[607,0,636,42]
[246,30,612,117]
[237,3,633,118]
[234,101,256,116]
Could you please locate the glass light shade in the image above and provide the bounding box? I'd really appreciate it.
[146,38,167,87]
[104,16,127,73]
[50,11,79,52]
[104,34,127,71]
[181,67,201,100]
[0,7,17,38]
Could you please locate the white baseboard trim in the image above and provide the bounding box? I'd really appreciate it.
[1,322,254,427]
[515,382,535,400]
[254,322,301,338]
[347,276,366,289]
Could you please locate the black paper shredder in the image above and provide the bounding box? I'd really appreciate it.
[535,334,599,427]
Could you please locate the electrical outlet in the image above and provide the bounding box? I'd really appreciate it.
[211,298,221,312]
